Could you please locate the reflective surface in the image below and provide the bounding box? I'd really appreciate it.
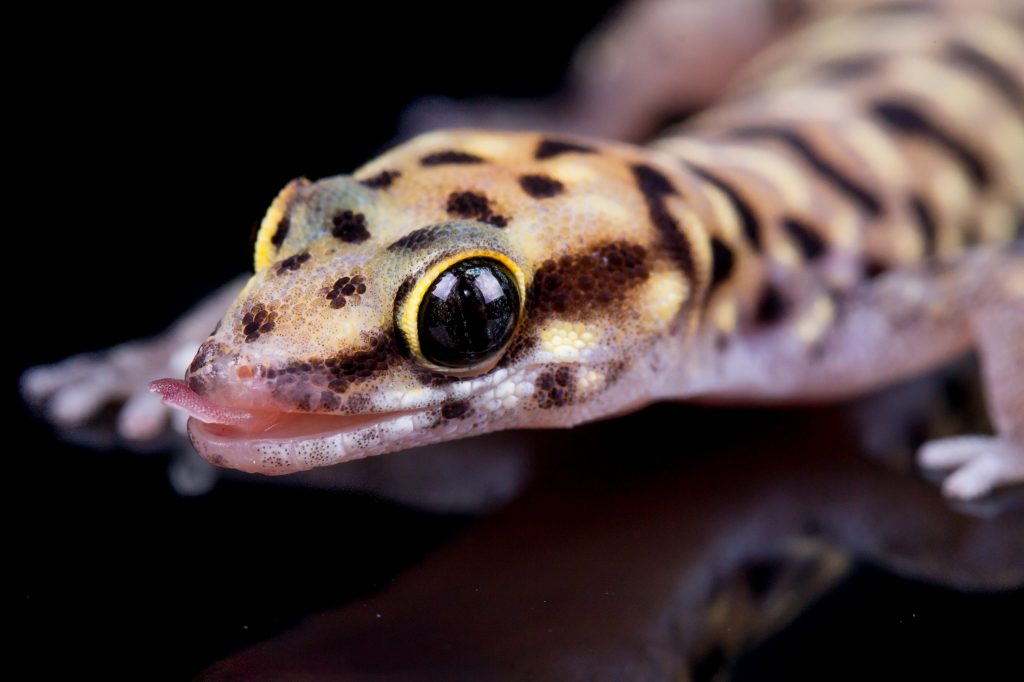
[12,4,1022,679]
[14,369,1023,679]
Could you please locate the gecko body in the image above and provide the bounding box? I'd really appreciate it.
[29,0,1024,500]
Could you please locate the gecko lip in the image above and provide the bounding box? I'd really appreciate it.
[186,410,424,474]
[153,378,429,474]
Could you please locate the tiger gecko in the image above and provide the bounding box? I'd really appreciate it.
[22,0,1024,500]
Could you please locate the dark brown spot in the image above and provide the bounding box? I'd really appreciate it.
[331,210,371,243]
[708,237,736,292]
[320,391,341,411]
[441,401,470,420]
[530,241,648,320]
[240,303,277,342]
[446,191,509,227]
[421,150,485,166]
[534,138,596,160]
[360,169,402,189]
[755,285,788,325]
[871,100,991,188]
[729,126,884,217]
[188,339,222,375]
[298,330,397,395]
[388,225,445,251]
[535,365,576,408]
[518,174,564,199]
[632,163,679,198]
[864,259,889,279]
[631,164,695,278]
[276,251,311,275]
[270,217,290,248]
[326,274,366,309]
[688,163,763,251]
[909,195,937,255]
[781,217,827,260]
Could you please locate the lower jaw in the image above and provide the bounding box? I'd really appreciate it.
[187,409,425,475]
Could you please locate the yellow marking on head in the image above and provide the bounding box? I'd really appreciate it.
[539,320,599,361]
[793,295,835,345]
[396,249,527,371]
[644,270,689,326]
[254,178,310,272]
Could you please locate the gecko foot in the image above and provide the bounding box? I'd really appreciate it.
[20,339,196,441]
[919,436,1024,501]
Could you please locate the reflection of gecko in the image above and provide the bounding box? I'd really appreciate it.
[23,0,1024,499]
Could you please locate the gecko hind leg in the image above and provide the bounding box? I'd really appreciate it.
[918,259,1024,500]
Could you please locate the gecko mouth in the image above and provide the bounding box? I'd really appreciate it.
[151,379,429,474]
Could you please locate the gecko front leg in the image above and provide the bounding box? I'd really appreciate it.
[21,276,247,441]
[919,261,1024,500]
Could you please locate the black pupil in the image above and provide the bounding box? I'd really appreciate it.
[418,258,519,367]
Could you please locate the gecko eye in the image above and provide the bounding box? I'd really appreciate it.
[417,258,521,368]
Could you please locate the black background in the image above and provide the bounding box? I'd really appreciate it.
[11,4,1021,679]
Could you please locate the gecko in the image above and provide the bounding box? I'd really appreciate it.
[22,0,1024,501]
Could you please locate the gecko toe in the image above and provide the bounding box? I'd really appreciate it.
[919,436,1024,500]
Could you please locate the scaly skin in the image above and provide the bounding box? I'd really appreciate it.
[25,1,1024,499]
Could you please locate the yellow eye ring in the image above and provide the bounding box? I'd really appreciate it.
[396,250,527,372]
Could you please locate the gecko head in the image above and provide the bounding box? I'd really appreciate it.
[164,131,696,474]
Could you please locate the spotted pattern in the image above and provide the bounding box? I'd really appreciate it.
[421,150,485,166]
[755,285,788,325]
[632,164,696,277]
[388,225,445,252]
[440,401,471,420]
[781,218,826,261]
[331,210,371,243]
[360,170,402,189]
[241,303,278,342]
[270,218,290,248]
[909,196,938,255]
[534,366,576,408]
[266,331,396,397]
[708,237,736,292]
[325,275,367,309]
[535,138,596,160]
[518,174,565,198]
[446,191,509,227]
[688,163,763,251]
[530,241,648,319]
[871,100,991,188]
[276,252,311,275]
[730,126,883,217]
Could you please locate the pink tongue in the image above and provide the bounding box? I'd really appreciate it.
[150,379,264,426]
